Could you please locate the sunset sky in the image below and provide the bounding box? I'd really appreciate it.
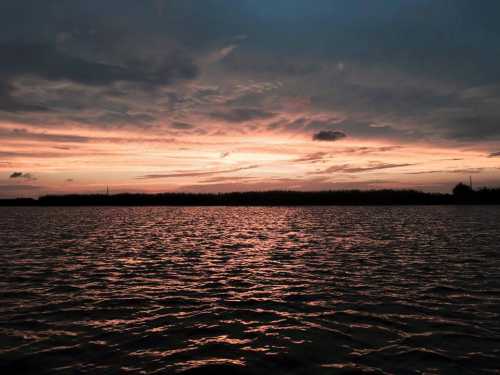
[1,0,500,197]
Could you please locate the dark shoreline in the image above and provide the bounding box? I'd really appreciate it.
[2,188,500,206]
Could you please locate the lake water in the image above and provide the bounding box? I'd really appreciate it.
[1,206,499,374]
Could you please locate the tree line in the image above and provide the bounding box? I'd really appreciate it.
[1,184,500,206]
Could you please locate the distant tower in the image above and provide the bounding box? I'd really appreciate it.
[106,185,110,196]
[469,176,473,190]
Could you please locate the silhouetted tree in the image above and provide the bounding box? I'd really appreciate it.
[453,182,475,203]
[2,185,500,206]
[453,183,473,196]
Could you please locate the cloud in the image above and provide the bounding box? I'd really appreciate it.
[0,80,47,113]
[312,130,347,142]
[9,172,37,180]
[293,147,404,165]
[0,128,91,143]
[407,168,485,175]
[489,152,500,157]
[207,44,238,63]
[153,0,166,16]
[443,116,500,141]
[1,43,198,87]
[179,177,399,193]
[314,162,415,174]
[223,51,323,76]
[339,146,403,155]
[0,184,41,192]
[0,42,198,114]
[1,0,500,195]
[170,122,195,130]
[273,114,414,142]
[138,165,259,179]
[209,108,275,123]
[293,152,329,163]
[200,176,257,183]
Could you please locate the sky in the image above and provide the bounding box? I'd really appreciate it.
[1,0,500,197]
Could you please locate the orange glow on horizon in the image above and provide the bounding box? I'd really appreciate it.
[2,121,499,198]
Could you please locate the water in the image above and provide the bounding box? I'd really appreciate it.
[1,206,499,374]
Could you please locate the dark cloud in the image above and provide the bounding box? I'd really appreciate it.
[443,116,500,141]
[170,122,195,130]
[0,128,91,143]
[0,128,177,146]
[312,130,347,142]
[1,0,500,144]
[138,165,259,179]
[66,112,157,128]
[223,52,323,76]
[209,108,275,123]
[311,82,457,120]
[0,43,197,87]
[489,152,500,158]
[0,81,47,113]
[275,116,412,142]
[9,172,37,180]
[0,44,197,119]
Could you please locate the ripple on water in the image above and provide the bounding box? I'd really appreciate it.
[1,206,500,374]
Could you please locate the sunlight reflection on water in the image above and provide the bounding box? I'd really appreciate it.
[1,206,500,374]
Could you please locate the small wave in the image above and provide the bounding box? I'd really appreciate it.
[1,206,500,374]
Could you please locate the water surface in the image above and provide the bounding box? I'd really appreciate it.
[1,206,499,374]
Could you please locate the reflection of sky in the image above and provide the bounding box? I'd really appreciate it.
[1,1,500,196]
